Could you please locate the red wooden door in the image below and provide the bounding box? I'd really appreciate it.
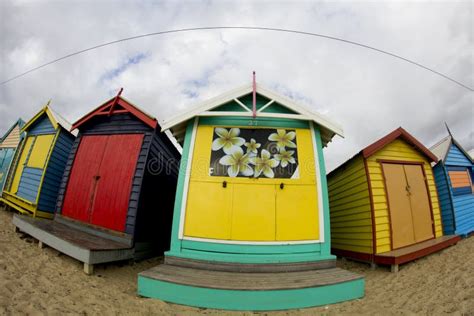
[62,135,108,222]
[89,134,143,231]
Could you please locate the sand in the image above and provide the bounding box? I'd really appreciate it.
[0,207,473,315]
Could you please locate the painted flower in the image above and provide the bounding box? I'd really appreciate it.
[211,128,245,154]
[268,129,296,149]
[274,149,296,168]
[219,147,254,177]
[244,138,261,155]
[252,149,279,178]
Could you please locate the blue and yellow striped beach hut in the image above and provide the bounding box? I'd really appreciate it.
[1,104,76,218]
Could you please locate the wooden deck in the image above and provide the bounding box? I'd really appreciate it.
[374,235,461,266]
[12,214,134,274]
[139,264,363,291]
[165,255,336,273]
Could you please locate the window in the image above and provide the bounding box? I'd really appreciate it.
[448,169,473,195]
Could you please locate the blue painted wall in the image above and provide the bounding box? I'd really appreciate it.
[38,130,75,213]
[433,164,455,235]
[16,167,43,202]
[28,115,56,136]
[0,148,15,191]
[445,144,471,167]
[434,142,474,236]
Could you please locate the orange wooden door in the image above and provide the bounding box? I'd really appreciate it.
[404,164,434,243]
[382,163,415,249]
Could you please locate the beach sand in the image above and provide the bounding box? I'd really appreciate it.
[0,207,473,315]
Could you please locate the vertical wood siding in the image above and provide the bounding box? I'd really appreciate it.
[0,125,21,148]
[38,131,75,213]
[328,155,373,254]
[433,164,455,235]
[367,139,443,254]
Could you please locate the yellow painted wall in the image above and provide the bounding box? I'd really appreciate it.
[367,139,443,254]
[0,125,21,148]
[184,125,320,242]
[26,134,55,169]
[328,155,373,254]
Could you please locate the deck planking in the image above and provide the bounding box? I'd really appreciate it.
[139,264,363,291]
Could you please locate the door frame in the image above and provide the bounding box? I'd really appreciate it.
[378,159,436,251]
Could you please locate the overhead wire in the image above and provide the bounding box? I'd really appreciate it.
[1,26,472,91]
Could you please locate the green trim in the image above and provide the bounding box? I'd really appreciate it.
[211,100,247,112]
[199,116,309,129]
[169,118,196,253]
[313,123,332,255]
[261,102,297,114]
[138,276,365,311]
[180,239,321,254]
[239,93,272,110]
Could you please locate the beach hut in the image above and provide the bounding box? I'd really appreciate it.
[430,131,473,236]
[12,92,180,274]
[0,119,25,194]
[327,127,461,272]
[138,79,364,311]
[1,105,76,218]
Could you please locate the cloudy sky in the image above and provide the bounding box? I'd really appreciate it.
[0,0,472,171]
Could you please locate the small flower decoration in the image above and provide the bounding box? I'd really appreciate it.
[212,127,245,154]
[268,129,296,150]
[219,147,254,177]
[244,138,261,155]
[274,149,296,168]
[252,149,279,178]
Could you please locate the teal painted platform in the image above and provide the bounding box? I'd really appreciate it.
[137,261,364,311]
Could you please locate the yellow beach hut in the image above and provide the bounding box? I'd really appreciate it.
[1,104,76,218]
[328,127,461,272]
[0,119,25,193]
[138,79,365,311]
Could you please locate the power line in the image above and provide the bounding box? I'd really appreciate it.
[1,26,472,91]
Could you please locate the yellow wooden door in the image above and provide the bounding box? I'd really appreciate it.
[26,134,55,169]
[231,183,275,241]
[382,163,415,249]
[184,180,233,239]
[404,164,434,243]
[276,184,319,240]
[184,125,320,242]
[9,136,35,193]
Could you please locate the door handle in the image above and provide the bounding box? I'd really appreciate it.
[280,183,284,189]
[94,175,101,181]
[222,181,227,188]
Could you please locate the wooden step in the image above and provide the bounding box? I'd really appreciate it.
[139,264,363,291]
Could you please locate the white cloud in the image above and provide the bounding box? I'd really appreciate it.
[0,0,472,172]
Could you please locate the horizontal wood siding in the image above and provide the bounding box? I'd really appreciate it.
[55,135,81,214]
[80,113,151,135]
[328,155,373,254]
[433,164,455,235]
[451,193,474,235]
[28,115,56,135]
[38,130,75,213]
[367,139,443,254]
[445,144,471,167]
[16,167,43,202]
[0,125,21,148]
[133,129,180,252]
